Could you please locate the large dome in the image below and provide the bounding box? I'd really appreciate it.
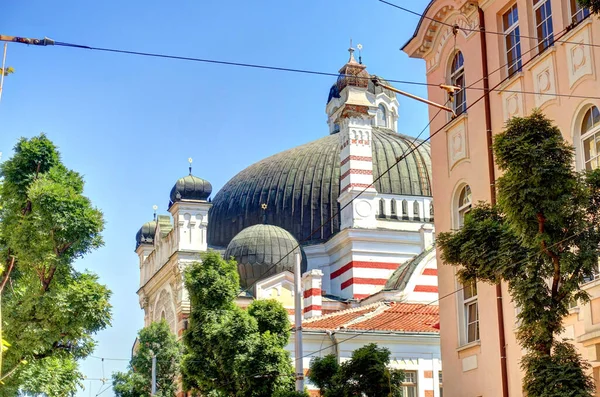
[208,127,431,247]
[224,224,307,288]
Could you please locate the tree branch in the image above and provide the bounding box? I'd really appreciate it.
[42,266,57,292]
[0,255,15,294]
[537,213,561,298]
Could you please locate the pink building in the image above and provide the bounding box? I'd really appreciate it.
[403,0,600,396]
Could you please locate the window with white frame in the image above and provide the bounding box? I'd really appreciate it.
[570,0,590,24]
[377,104,388,127]
[533,0,554,53]
[581,106,600,171]
[450,51,466,116]
[402,371,417,397]
[463,280,480,343]
[457,185,472,229]
[503,4,522,76]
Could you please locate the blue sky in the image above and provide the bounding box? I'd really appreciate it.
[1,1,430,395]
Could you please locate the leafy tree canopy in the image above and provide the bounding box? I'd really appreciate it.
[0,134,111,396]
[181,251,295,397]
[437,110,600,396]
[113,320,182,397]
[308,343,404,397]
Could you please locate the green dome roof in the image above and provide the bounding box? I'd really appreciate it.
[169,174,212,206]
[135,220,157,250]
[208,128,431,247]
[224,224,308,288]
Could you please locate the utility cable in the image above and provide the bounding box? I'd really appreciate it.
[209,220,599,388]
[2,35,596,100]
[49,40,600,101]
[379,0,600,49]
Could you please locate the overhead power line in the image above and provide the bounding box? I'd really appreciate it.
[3,34,600,101]
[379,0,600,49]
[236,13,592,296]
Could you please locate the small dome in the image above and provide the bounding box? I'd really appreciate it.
[135,221,157,249]
[224,224,308,288]
[169,174,212,205]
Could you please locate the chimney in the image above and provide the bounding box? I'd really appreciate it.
[303,269,323,319]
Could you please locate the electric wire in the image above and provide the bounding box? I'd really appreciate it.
[47,41,600,101]
[378,0,600,49]
[210,220,600,387]
[235,16,577,297]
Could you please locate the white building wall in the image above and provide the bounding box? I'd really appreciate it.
[288,332,442,397]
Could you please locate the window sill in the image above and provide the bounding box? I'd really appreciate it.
[562,17,593,43]
[445,112,468,131]
[582,277,600,291]
[456,340,481,353]
[525,46,556,72]
[496,71,523,93]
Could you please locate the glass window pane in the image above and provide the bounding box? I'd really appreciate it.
[584,136,595,162]
[592,106,600,126]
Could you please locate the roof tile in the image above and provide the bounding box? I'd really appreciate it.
[303,302,439,333]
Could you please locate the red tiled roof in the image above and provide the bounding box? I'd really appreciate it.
[303,302,439,333]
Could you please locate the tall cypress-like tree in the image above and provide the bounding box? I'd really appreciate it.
[0,134,111,396]
[437,110,600,396]
[182,251,295,397]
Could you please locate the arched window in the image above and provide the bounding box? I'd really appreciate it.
[377,104,388,127]
[581,106,600,170]
[402,200,409,220]
[390,199,396,216]
[450,52,466,116]
[378,199,385,218]
[457,185,472,228]
[429,204,434,222]
[413,201,420,221]
[161,310,166,321]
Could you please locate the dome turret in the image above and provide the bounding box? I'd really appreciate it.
[169,174,212,206]
[135,221,157,249]
[224,224,308,289]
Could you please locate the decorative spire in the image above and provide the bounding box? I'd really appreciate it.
[348,39,357,64]
[188,157,193,175]
[152,204,158,221]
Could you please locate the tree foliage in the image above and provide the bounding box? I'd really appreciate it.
[0,134,111,396]
[181,251,295,397]
[308,343,404,397]
[437,110,600,396]
[112,320,182,397]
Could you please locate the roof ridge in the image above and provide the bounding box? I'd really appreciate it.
[303,301,386,324]
[339,303,393,329]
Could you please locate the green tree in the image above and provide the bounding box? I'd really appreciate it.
[437,110,599,397]
[181,251,295,397]
[112,320,182,397]
[0,134,111,396]
[308,343,404,397]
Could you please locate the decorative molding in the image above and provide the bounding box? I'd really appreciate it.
[501,77,525,122]
[447,117,468,170]
[530,51,557,108]
[565,23,594,88]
